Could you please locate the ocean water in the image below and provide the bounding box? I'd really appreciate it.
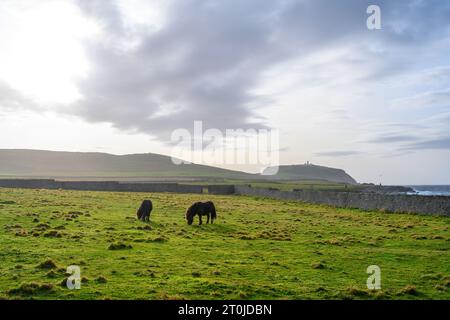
[408,185,450,196]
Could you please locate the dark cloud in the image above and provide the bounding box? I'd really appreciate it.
[380,150,415,158]
[405,137,450,150]
[375,0,450,44]
[382,122,427,130]
[74,0,286,139]
[314,150,363,157]
[367,134,420,144]
[366,111,450,152]
[76,0,125,35]
[0,81,39,111]
[70,0,450,141]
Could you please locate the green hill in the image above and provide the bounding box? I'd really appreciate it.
[263,164,357,184]
[0,149,252,179]
[0,149,357,184]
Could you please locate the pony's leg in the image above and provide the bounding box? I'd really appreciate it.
[199,215,203,225]
[207,214,210,224]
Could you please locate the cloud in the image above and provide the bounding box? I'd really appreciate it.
[73,0,288,139]
[363,110,450,153]
[422,66,450,83]
[314,150,363,157]
[2,0,449,148]
[392,88,450,109]
[405,137,450,150]
[366,134,420,144]
[0,81,39,111]
[67,0,450,142]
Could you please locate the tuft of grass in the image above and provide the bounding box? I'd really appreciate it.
[398,285,419,296]
[239,235,255,240]
[435,285,446,291]
[60,278,69,287]
[371,290,388,300]
[0,200,16,205]
[95,276,108,283]
[311,262,326,270]
[345,286,368,297]
[8,283,54,296]
[420,273,441,280]
[150,236,168,243]
[37,259,58,269]
[108,242,132,250]
[46,270,57,278]
[14,229,28,237]
[157,292,185,300]
[34,223,51,230]
[137,225,152,230]
[43,230,62,238]
[326,239,341,246]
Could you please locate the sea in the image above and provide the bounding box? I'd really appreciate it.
[407,185,450,196]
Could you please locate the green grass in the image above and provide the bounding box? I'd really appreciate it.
[0,187,449,300]
[187,179,359,192]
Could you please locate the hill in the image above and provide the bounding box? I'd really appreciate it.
[0,149,357,184]
[263,164,357,184]
[0,149,252,180]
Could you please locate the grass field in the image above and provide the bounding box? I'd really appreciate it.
[187,179,359,192]
[0,187,449,300]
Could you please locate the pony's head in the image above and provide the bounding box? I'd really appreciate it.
[185,203,198,225]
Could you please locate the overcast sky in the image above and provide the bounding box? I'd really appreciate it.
[0,0,450,184]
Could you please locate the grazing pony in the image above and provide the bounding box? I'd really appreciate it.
[185,201,217,225]
[137,200,153,222]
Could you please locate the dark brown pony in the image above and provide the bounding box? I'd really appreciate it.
[185,201,217,225]
[137,200,153,221]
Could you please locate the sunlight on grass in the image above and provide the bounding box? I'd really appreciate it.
[0,188,449,300]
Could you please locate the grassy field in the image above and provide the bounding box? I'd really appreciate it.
[0,187,449,300]
[188,179,358,192]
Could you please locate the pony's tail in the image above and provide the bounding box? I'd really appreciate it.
[209,201,217,220]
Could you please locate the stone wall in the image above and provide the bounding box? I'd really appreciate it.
[0,179,60,189]
[207,185,236,195]
[0,179,203,194]
[235,185,450,216]
[117,183,203,193]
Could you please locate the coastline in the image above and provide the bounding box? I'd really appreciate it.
[406,185,450,196]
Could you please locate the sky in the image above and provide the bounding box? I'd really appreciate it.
[0,0,450,185]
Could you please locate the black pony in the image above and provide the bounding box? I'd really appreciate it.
[137,200,153,221]
[185,201,217,225]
